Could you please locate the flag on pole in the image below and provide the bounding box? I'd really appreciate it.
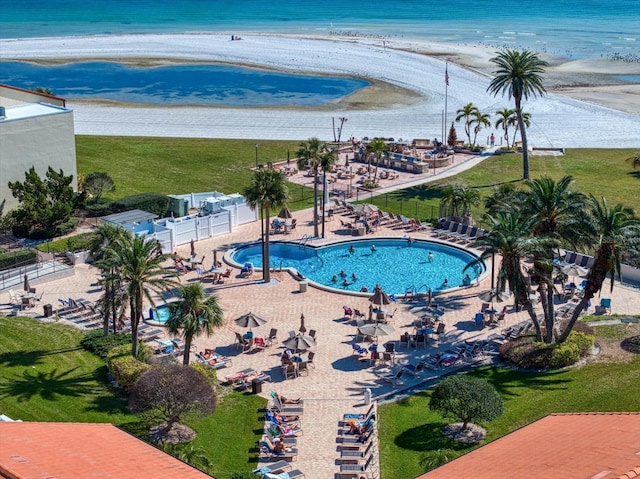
[445,64,449,86]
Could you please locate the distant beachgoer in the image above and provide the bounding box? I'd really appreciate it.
[343,278,350,287]
[442,278,449,288]
[332,274,338,282]
[490,133,495,147]
[360,286,369,293]
[428,251,434,262]
[352,273,358,280]
[371,245,377,252]
[340,269,347,277]
[349,245,355,254]
[407,236,414,244]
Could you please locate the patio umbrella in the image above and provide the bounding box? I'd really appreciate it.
[277,207,293,219]
[23,274,30,292]
[353,203,379,216]
[299,313,307,333]
[234,312,267,330]
[369,284,392,307]
[283,334,316,352]
[359,323,395,338]
[559,263,589,283]
[478,289,510,304]
[213,249,218,266]
[190,239,196,258]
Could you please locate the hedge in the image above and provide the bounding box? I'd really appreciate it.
[80,330,133,359]
[106,343,152,390]
[0,249,37,270]
[27,217,81,240]
[109,193,170,217]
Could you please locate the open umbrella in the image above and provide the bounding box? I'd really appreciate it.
[277,207,293,219]
[559,263,589,283]
[283,334,316,352]
[478,289,510,304]
[353,203,379,216]
[369,284,392,307]
[359,323,395,339]
[299,313,307,333]
[234,312,267,329]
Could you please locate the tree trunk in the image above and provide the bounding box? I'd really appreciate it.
[312,168,319,237]
[130,297,139,358]
[515,97,529,179]
[264,206,271,283]
[183,337,191,365]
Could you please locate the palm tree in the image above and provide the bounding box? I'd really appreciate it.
[558,196,640,342]
[90,223,132,335]
[494,108,516,149]
[468,211,551,341]
[116,234,179,357]
[487,49,548,180]
[512,110,531,146]
[243,168,290,283]
[439,183,480,219]
[471,110,491,147]
[165,283,224,365]
[484,183,520,216]
[297,137,334,237]
[365,138,388,180]
[455,103,479,146]
[521,176,586,342]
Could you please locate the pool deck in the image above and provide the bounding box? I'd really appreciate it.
[4,204,640,479]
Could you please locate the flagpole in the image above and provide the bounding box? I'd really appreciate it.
[444,62,449,147]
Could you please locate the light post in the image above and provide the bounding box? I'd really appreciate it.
[255,144,259,168]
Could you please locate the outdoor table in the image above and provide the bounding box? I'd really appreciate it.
[188,257,203,265]
[368,344,385,353]
[484,308,498,322]
[416,327,435,336]
[292,354,308,363]
[209,267,225,281]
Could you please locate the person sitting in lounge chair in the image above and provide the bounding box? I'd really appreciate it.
[276,392,301,404]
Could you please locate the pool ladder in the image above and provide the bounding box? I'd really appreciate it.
[298,234,311,246]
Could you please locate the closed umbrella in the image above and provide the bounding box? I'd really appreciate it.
[23,274,30,292]
[299,313,307,333]
[283,334,316,352]
[190,239,196,258]
[213,249,218,266]
[234,312,267,330]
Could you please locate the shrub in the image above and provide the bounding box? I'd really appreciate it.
[66,233,95,253]
[500,331,595,368]
[190,361,218,387]
[570,331,595,356]
[106,344,152,390]
[550,342,580,367]
[110,193,170,217]
[80,330,132,359]
[85,203,112,217]
[28,217,81,239]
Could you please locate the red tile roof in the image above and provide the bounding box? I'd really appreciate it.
[0,422,214,479]
[417,413,640,479]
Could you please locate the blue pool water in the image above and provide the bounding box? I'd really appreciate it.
[150,305,171,324]
[231,238,484,296]
[0,61,370,107]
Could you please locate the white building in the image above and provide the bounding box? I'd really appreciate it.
[0,84,77,211]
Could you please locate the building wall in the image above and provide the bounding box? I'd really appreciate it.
[0,109,77,211]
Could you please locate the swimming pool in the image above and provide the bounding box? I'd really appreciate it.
[148,304,171,325]
[230,238,484,296]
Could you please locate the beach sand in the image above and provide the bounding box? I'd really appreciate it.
[1,33,639,146]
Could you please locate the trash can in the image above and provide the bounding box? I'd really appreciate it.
[251,378,263,394]
[357,226,366,236]
[364,388,372,406]
[299,281,308,293]
[43,304,53,317]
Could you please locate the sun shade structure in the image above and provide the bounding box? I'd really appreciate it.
[359,323,395,338]
[234,312,267,329]
[277,207,293,219]
[559,263,589,282]
[369,284,393,306]
[299,313,307,333]
[283,334,316,351]
[478,289,510,304]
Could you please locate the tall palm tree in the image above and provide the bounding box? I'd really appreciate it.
[484,183,521,216]
[365,138,388,180]
[487,49,548,180]
[165,283,224,365]
[494,108,516,149]
[455,103,479,146]
[115,234,179,357]
[243,168,290,283]
[297,137,334,237]
[90,223,132,335]
[558,196,640,342]
[512,110,531,146]
[471,110,491,147]
[468,211,551,341]
[439,183,480,219]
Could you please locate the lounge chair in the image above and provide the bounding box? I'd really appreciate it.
[260,435,298,461]
[381,369,404,386]
[401,361,426,377]
[338,453,374,474]
[595,298,611,314]
[234,331,252,352]
[252,459,291,475]
[340,439,374,458]
[196,352,232,369]
[343,403,375,421]
[432,220,452,237]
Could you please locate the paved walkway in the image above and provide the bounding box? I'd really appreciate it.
[4,204,639,478]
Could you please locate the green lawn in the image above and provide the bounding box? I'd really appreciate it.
[367,148,640,222]
[76,136,315,210]
[378,324,640,479]
[0,316,266,479]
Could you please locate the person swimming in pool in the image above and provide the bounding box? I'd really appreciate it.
[371,244,377,252]
[331,274,338,282]
[428,251,434,262]
[343,278,350,287]
[349,245,356,254]
[340,269,347,278]
[352,272,358,280]
[442,278,449,288]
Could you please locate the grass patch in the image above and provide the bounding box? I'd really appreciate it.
[76,136,315,211]
[379,325,640,479]
[0,316,266,478]
[368,148,640,222]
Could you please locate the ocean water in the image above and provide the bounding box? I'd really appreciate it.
[1,0,638,60]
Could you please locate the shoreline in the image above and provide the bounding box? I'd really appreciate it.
[1,33,639,146]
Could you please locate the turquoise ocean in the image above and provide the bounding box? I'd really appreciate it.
[1,0,639,60]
